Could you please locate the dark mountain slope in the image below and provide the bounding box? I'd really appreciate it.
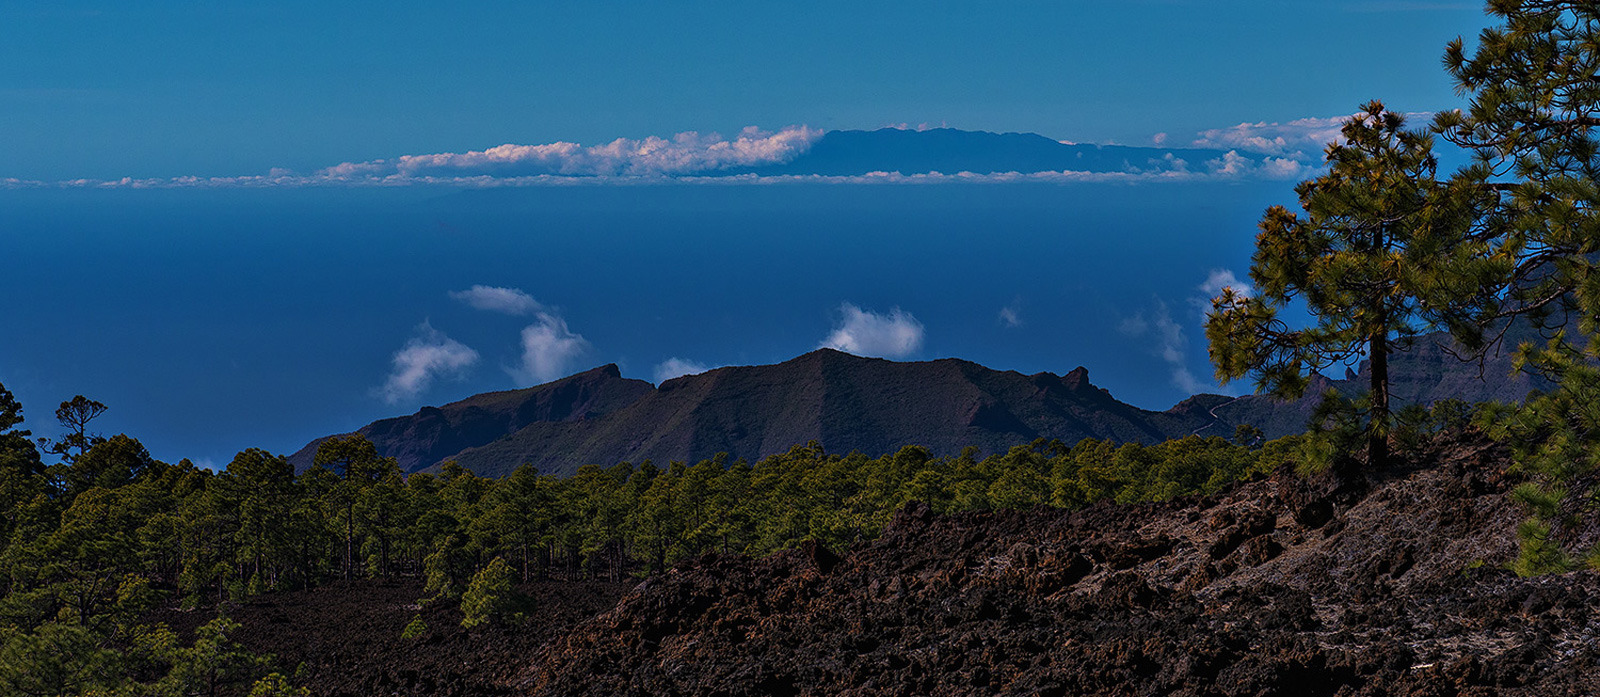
[436,349,1222,478]
[287,365,653,473]
[295,332,1543,479]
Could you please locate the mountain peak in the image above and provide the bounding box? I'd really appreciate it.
[1063,366,1091,390]
[578,363,623,380]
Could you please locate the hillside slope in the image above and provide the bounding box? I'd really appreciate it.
[219,434,1600,695]
[287,365,652,473]
[520,435,1600,696]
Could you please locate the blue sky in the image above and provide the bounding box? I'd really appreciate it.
[5,1,1483,181]
[0,2,1497,467]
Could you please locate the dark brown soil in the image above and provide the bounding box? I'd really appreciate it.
[150,578,632,696]
[162,434,1600,695]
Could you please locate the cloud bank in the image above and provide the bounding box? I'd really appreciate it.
[820,304,925,359]
[1190,110,1435,162]
[379,322,480,404]
[4,113,1373,190]
[324,126,823,180]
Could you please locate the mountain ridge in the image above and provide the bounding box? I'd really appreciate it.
[289,349,1225,477]
[290,337,1544,478]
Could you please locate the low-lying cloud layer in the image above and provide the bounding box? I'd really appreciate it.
[3,113,1383,190]
[323,126,823,180]
[820,304,925,359]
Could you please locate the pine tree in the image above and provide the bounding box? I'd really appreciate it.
[460,557,518,629]
[1432,0,1600,573]
[1207,101,1493,471]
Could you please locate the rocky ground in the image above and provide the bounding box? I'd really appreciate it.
[153,578,633,696]
[174,434,1600,695]
[522,436,1600,696]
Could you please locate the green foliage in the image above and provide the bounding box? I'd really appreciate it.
[1233,424,1265,449]
[0,385,1340,689]
[0,621,122,697]
[400,614,428,640]
[1511,518,1572,577]
[249,672,311,697]
[1430,2,1600,573]
[159,615,272,696]
[1207,102,1495,471]
[1393,398,1477,453]
[423,535,466,600]
[40,395,108,464]
[460,557,518,629]
[1511,482,1566,520]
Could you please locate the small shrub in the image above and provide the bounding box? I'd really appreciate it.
[460,558,519,628]
[400,614,427,640]
[423,540,458,599]
[249,673,310,696]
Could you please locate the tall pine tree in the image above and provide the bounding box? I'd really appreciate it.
[1207,101,1494,470]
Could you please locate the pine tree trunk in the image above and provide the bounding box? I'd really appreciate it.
[1368,331,1390,471]
[345,503,354,581]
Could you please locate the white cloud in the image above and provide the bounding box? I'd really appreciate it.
[1119,301,1204,394]
[7,116,1384,190]
[320,125,824,180]
[450,285,542,315]
[10,152,1322,190]
[511,312,591,386]
[653,357,710,383]
[1192,116,1348,159]
[1199,150,1307,181]
[1199,268,1253,299]
[1191,268,1255,325]
[820,303,925,359]
[1191,111,1434,161]
[998,298,1024,328]
[379,322,480,404]
[1259,157,1306,179]
[47,168,1200,188]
